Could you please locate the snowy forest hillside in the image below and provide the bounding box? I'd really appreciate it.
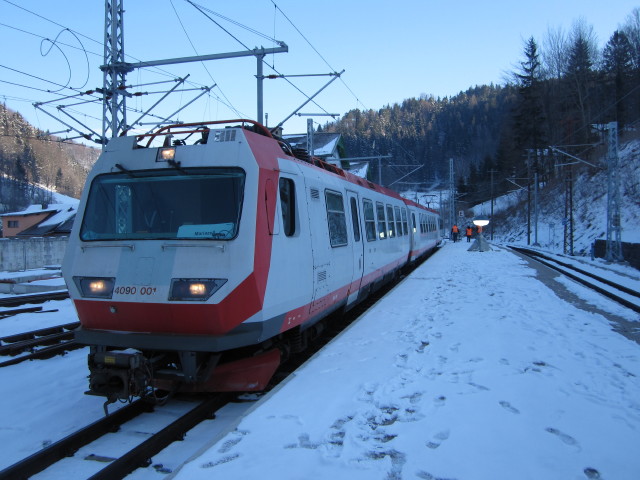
[489,134,640,256]
[0,103,99,212]
[326,9,640,214]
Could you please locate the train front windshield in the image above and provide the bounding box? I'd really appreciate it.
[80,167,245,241]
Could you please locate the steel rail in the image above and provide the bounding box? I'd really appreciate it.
[0,290,69,308]
[0,322,81,367]
[0,400,153,480]
[0,306,44,318]
[0,322,79,349]
[0,331,74,356]
[0,340,83,367]
[509,246,640,314]
[511,246,640,299]
[87,394,232,480]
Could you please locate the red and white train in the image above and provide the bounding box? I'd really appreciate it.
[63,119,441,404]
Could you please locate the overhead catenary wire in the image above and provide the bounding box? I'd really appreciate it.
[186,0,335,121]
[269,0,365,111]
[0,1,236,124]
[170,0,245,119]
[2,1,364,139]
[40,28,91,91]
[266,0,419,177]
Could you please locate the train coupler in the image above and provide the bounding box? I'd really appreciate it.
[88,350,154,407]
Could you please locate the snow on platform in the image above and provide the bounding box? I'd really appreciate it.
[0,268,65,294]
[172,241,640,480]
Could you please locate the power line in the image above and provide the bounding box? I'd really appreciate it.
[270,0,365,110]
[2,0,102,47]
[0,21,102,58]
[187,1,279,44]
[170,0,244,118]
[186,0,334,120]
[0,3,221,104]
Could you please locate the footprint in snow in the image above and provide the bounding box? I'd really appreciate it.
[201,453,240,468]
[546,427,579,447]
[425,429,450,449]
[433,395,446,407]
[217,430,248,453]
[583,467,601,479]
[499,400,520,414]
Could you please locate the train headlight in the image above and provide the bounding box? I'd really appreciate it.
[74,276,115,299]
[169,278,227,301]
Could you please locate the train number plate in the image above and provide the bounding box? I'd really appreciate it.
[114,286,158,296]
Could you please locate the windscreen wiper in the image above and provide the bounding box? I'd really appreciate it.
[167,159,189,175]
[115,163,138,177]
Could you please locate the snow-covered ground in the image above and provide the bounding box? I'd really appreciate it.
[169,241,640,480]
[1,242,639,479]
[488,137,640,256]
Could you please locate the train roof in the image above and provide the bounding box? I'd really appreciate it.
[127,119,439,215]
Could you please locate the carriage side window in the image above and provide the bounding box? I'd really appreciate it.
[363,199,377,242]
[401,208,409,236]
[376,202,387,239]
[350,197,361,242]
[394,206,403,237]
[279,177,295,237]
[386,205,395,238]
[412,213,417,233]
[325,190,348,247]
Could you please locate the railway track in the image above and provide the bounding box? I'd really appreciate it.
[0,395,232,480]
[0,321,81,367]
[509,246,640,314]
[0,290,79,367]
[0,289,69,308]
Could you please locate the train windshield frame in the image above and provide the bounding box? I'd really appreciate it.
[79,167,245,241]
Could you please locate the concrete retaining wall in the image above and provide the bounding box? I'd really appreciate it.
[0,237,68,272]
[593,239,640,270]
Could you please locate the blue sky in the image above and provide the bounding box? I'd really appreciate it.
[0,0,637,143]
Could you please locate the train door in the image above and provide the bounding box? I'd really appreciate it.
[410,211,418,260]
[346,190,364,303]
[307,182,333,317]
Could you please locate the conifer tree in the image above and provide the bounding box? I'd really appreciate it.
[603,30,635,128]
[514,37,547,176]
[564,25,595,144]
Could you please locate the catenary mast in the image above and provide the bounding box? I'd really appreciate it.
[101,0,129,144]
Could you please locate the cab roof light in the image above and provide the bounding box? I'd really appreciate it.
[157,147,176,162]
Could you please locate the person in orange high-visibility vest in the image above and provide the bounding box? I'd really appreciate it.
[451,224,459,242]
[465,226,473,242]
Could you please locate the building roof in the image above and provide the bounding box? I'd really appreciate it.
[0,204,61,218]
[2,203,78,237]
[282,132,342,158]
[347,161,370,179]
